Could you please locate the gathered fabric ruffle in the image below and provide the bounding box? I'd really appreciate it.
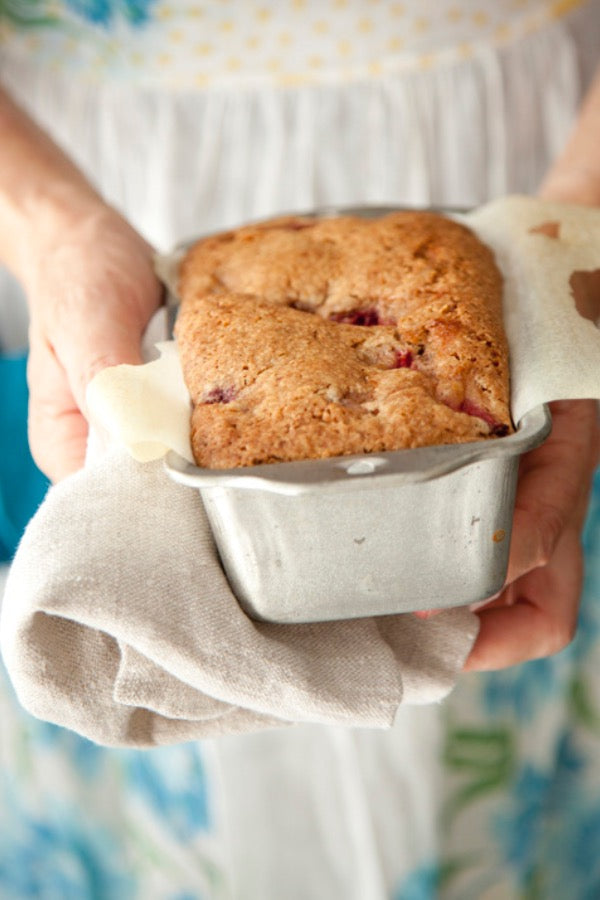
[1,4,597,250]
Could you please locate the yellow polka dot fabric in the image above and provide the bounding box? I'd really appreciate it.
[0,0,588,87]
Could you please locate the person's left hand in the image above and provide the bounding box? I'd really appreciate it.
[461,65,600,671]
[464,398,599,670]
[24,204,163,482]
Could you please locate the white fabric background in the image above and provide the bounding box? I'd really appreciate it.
[1,2,599,895]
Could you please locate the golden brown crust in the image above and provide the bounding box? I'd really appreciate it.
[176,211,513,468]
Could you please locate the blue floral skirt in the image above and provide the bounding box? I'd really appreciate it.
[398,467,600,900]
[2,350,600,899]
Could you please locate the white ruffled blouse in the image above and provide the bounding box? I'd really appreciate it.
[1,0,598,250]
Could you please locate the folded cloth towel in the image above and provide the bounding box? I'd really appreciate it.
[0,448,478,748]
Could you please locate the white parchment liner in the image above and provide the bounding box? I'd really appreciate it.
[87,195,600,459]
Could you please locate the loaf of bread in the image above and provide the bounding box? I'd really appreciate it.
[175,211,513,469]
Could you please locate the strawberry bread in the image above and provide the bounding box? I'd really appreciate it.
[175,211,513,469]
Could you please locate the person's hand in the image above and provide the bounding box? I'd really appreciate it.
[463,65,600,671]
[23,204,163,482]
[465,399,600,670]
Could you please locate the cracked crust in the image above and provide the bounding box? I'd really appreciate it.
[176,211,513,468]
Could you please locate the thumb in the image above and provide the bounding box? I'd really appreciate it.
[51,278,161,417]
[506,400,599,584]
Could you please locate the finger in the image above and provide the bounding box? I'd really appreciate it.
[49,283,151,415]
[506,400,599,584]
[27,335,89,481]
[33,232,163,415]
[464,522,583,671]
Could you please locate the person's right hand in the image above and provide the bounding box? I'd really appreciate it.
[464,398,599,671]
[24,204,163,482]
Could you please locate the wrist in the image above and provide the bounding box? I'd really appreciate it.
[4,179,109,282]
[0,86,109,282]
[21,194,160,324]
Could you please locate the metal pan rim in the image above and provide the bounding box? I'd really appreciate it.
[164,405,551,496]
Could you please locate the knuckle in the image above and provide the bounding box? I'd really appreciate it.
[534,504,567,567]
[544,617,578,657]
[85,351,123,382]
[78,354,117,403]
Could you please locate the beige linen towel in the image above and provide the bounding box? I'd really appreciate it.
[0,449,478,748]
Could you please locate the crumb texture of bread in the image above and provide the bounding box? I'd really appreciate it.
[175,211,513,468]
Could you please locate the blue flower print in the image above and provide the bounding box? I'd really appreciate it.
[0,808,134,900]
[492,730,600,898]
[493,732,584,875]
[573,470,600,660]
[560,806,600,900]
[64,0,157,28]
[481,654,565,721]
[393,863,439,900]
[32,719,106,780]
[124,743,211,843]
[551,730,586,802]
[494,763,549,876]
[169,894,204,900]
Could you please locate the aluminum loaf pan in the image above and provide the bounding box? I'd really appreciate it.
[165,405,551,623]
[164,205,550,623]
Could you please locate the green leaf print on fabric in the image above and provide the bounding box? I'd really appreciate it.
[0,0,58,28]
[568,675,600,734]
[442,725,515,826]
